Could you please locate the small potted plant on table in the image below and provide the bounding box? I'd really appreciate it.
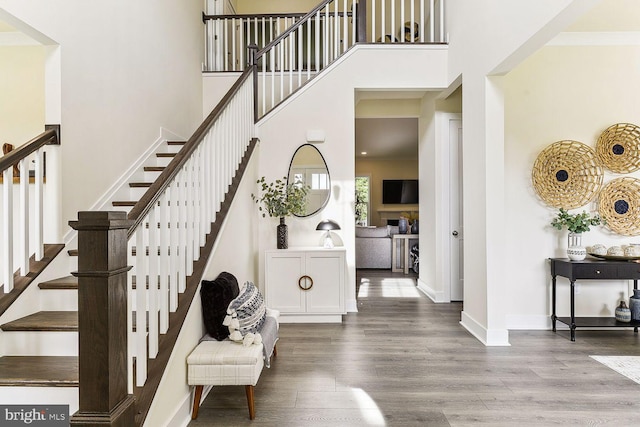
[550,208,602,260]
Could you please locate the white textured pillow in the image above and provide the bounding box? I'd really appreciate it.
[223,281,266,346]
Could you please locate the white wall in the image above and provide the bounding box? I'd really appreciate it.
[444,0,600,344]
[256,44,447,312]
[504,44,640,329]
[0,45,45,146]
[144,150,259,427]
[0,0,205,237]
[236,0,318,14]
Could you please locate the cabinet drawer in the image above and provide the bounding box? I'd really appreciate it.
[573,264,621,279]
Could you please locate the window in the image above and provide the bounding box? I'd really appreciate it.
[355,176,370,226]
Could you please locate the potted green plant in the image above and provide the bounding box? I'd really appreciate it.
[550,208,602,260]
[252,176,309,249]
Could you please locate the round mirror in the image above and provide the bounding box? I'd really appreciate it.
[288,144,330,217]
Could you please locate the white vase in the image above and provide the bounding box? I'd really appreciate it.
[567,232,586,261]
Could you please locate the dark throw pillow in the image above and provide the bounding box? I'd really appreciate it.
[200,272,240,341]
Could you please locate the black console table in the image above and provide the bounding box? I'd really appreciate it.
[550,257,640,341]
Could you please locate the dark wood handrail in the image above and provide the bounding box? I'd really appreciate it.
[0,129,58,173]
[203,12,306,21]
[126,68,253,236]
[256,0,338,58]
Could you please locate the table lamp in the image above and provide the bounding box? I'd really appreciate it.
[316,219,341,248]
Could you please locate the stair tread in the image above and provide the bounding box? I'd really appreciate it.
[144,166,165,172]
[39,276,78,289]
[112,201,137,206]
[1,311,77,331]
[129,182,153,188]
[156,153,177,158]
[166,141,185,146]
[0,356,78,386]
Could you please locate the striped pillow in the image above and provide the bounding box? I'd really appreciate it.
[224,281,266,343]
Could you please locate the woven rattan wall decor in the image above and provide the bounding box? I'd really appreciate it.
[532,140,604,209]
[597,177,640,236]
[596,123,640,173]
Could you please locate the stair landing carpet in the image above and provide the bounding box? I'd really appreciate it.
[590,356,640,384]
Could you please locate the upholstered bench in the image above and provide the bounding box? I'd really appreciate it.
[188,309,279,420]
[187,340,270,419]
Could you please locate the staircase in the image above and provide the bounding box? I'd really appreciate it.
[0,138,185,413]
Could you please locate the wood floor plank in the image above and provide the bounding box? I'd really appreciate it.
[189,269,640,426]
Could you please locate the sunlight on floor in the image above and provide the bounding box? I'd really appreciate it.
[352,388,386,426]
[358,277,421,298]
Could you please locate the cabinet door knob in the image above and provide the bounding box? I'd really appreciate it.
[298,275,313,291]
[596,270,600,274]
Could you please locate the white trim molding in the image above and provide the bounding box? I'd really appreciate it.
[460,311,511,347]
[547,32,640,46]
[417,278,448,303]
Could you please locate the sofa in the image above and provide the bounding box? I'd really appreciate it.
[355,226,396,269]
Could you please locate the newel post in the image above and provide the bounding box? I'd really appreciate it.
[248,43,259,122]
[69,211,136,427]
[356,0,367,43]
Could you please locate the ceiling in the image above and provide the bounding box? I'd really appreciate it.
[355,117,418,159]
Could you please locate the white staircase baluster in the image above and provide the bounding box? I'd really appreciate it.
[420,0,425,42]
[232,18,237,71]
[411,0,415,43]
[169,182,179,311]
[382,0,386,43]
[2,169,14,292]
[372,0,376,42]
[178,168,187,293]
[159,190,169,333]
[34,148,43,259]
[135,223,147,386]
[148,206,159,358]
[19,158,29,275]
[430,0,435,42]
[391,0,396,43]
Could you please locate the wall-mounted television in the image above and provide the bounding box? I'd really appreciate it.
[382,179,419,204]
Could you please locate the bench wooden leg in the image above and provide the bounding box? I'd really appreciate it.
[273,343,277,357]
[191,385,203,420]
[245,385,255,420]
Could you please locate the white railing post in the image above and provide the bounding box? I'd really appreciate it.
[2,169,14,292]
[19,158,29,275]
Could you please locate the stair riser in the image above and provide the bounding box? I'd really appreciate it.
[0,387,78,414]
[40,290,78,311]
[2,331,78,356]
[143,171,163,181]
[153,156,173,167]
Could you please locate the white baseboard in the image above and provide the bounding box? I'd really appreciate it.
[506,314,552,330]
[417,278,448,302]
[160,385,213,427]
[460,311,511,346]
[346,299,358,312]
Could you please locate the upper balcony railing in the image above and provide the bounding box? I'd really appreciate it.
[203,0,446,73]
[0,127,59,294]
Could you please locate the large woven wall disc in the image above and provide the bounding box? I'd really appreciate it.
[598,177,640,236]
[531,140,604,209]
[596,123,640,173]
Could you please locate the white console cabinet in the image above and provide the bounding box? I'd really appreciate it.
[265,247,346,323]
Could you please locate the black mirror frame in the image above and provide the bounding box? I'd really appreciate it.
[287,143,331,218]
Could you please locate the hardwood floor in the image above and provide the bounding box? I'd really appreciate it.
[189,270,640,426]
